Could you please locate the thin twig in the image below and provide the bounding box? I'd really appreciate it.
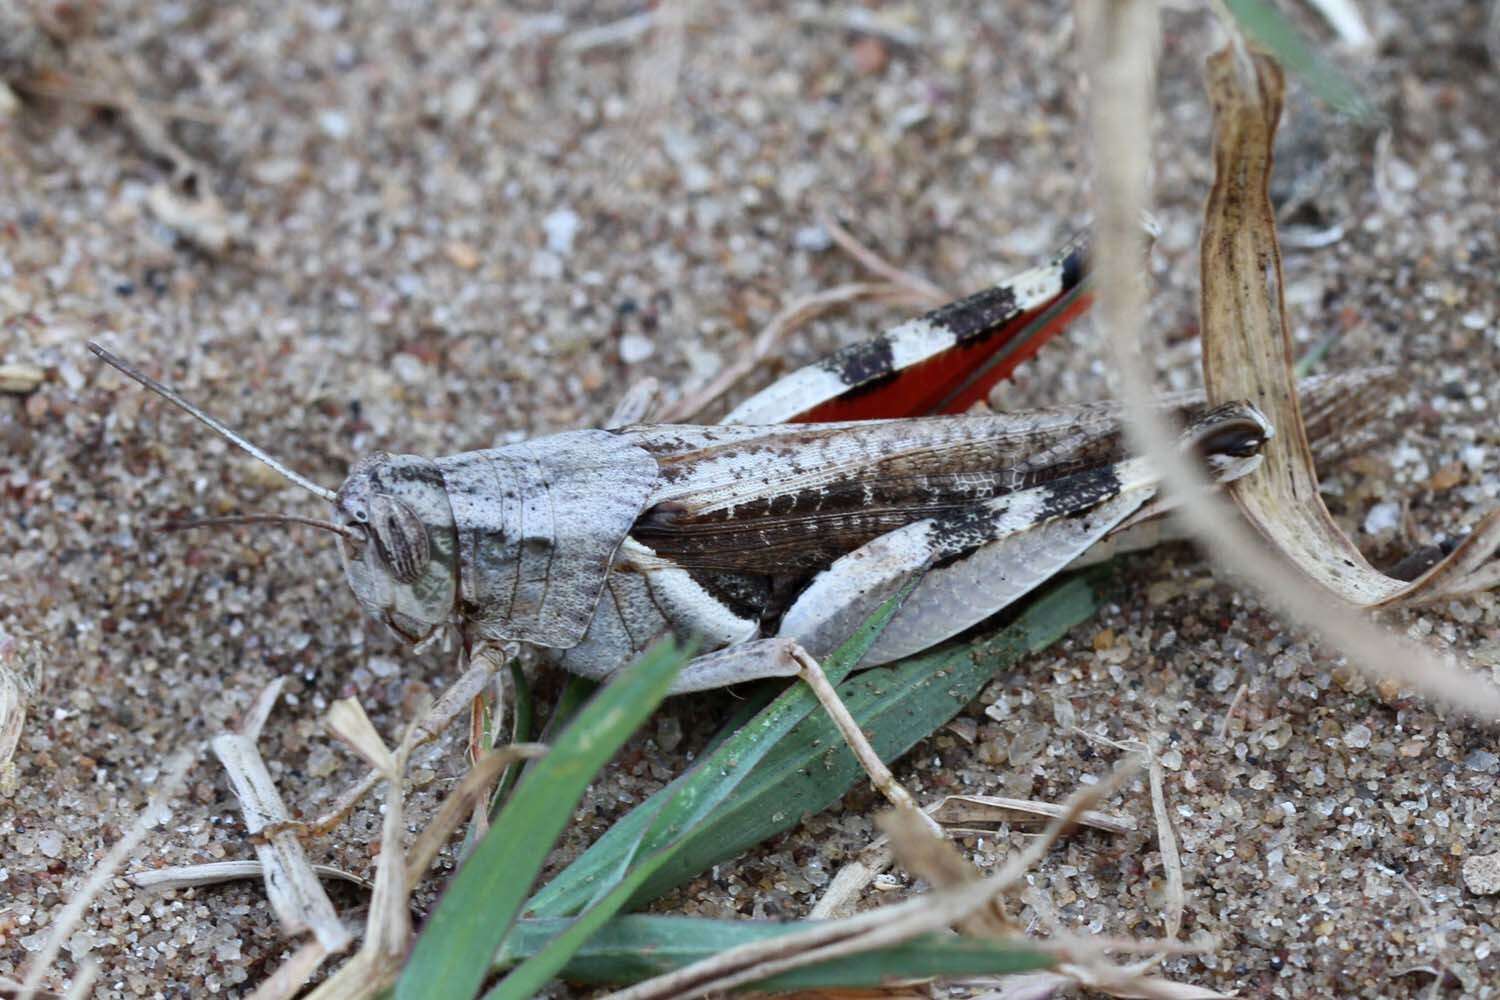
[790,645,941,838]
[1217,683,1248,740]
[561,10,656,53]
[403,742,547,885]
[126,861,371,892]
[244,939,333,1000]
[10,76,226,124]
[212,680,352,953]
[1300,0,1374,49]
[0,641,25,790]
[811,789,1136,919]
[815,207,950,303]
[307,644,508,835]
[1145,741,1184,941]
[57,962,96,1000]
[931,795,1137,836]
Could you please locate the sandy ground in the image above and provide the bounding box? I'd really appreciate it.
[2,1,1498,997]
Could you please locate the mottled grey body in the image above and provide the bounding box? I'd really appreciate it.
[330,385,1297,690]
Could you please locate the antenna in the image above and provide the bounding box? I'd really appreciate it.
[88,343,339,503]
[157,513,360,539]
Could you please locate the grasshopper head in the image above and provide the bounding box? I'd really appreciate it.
[335,453,459,644]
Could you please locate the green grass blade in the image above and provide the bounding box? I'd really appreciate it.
[494,915,1055,988]
[483,582,919,998]
[487,659,533,820]
[520,569,1108,923]
[1223,0,1376,120]
[394,638,692,1000]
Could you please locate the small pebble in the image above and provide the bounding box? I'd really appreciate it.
[444,240,481,271]
[1342,724,1373,749]
[36,829,64,859]
[1362,501,1401,535]
[1463,749,1498,773]
[1462,852,1500,895]
[793,225,831,252]
[619,333,655,364]
[317,109,351,139]
[543,209,580,256]
[0,363,44,394]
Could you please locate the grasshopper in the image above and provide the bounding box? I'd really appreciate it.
[88,234,1378,694]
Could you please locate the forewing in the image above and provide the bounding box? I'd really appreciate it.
[627,403,1129,575]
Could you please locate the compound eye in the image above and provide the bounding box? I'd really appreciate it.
[368,496,430,584]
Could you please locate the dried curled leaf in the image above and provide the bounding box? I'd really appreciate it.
[1199,48,1500,608]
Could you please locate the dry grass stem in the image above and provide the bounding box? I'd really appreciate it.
[1084,4,1500,720]
[1199,50,1500,609]
[814,208,951,304]
[326,698,397,775]
[308,643,507,835]
[304,751,410,999]
[56,962,95,1000]
[244,939,333,1000]
[18,750,194,1000]
[812,787,1137,919]
[1145,745,1184,941]
[1049,960,1234,999]
[808,853,886,919]
[561,10,656,53]
[125,861,371,892]
[8,75,225,124]
[403,742,547,885]
[297,703,414,1000]
[930,795,1137,836]
[0,651,24,792]
[878,808,1012,938]
[791,645,941,838]
[0,983,61,1000]
[1301,0,1375,49]
[211,680,352,953]
[365,752,408,959]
